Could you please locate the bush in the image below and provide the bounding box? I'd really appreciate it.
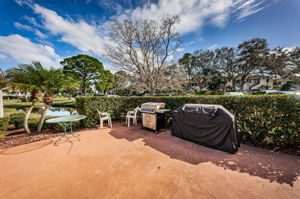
[280,82,293,91]
[28,119,79,133]
[76,95,300,151]
[195,91,206,95]
[9,113,25,129]
[0,117,10,138]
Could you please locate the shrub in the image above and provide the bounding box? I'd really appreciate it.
[29,119,79,133]
[195,91,206,95]
[9,113,26,129]
[76,95,300,150]
[0,117,10,138]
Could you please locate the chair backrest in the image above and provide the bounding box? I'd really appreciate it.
[133,107,140,116]
[97,109,109,118]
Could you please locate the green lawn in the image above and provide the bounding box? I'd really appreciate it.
[3,97,75,117]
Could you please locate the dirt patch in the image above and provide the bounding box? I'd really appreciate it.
[0,129,62,149]
[0,127,100,149]
[0,139,53,155]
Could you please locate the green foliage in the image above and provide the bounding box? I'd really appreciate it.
[0,69,7,89]
[28,119,79,132]
[195,91,207,95]
[9,113,25,129]
[95,70,115,93]
[113,71,130,93]
[76,95,300,150]
[0,117,10,138]
[280,82,293,91]
[61,54,105,96]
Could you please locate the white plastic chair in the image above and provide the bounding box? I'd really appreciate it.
[97,110,112,128]
[126,107,140,127]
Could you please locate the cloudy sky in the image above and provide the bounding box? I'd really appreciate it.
[0,0,300,71]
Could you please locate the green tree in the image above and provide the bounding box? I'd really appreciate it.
[95,70,115,94]
[63,76,80,100]
[178,53,193,91]
[192,50,217,90]
[215,47,239,91]
[113,70,130,93]
[236,38,269,91]
[60,54,105,96]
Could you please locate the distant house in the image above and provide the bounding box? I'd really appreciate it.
[182,75,300,92]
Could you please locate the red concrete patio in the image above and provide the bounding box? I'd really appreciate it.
[0,123,299,199]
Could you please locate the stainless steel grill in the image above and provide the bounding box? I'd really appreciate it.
[140,102,169,133]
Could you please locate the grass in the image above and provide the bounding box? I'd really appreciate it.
[3,97,75,117]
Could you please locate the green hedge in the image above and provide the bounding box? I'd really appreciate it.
[76,95,300,150]
[28,118,80,133]
[0,117,10,138]
[9,113,25,129]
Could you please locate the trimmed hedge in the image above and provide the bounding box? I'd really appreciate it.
[28,118,80,133]
[0,117,10,138]
[76,95,300,150]
[9,113,25,129]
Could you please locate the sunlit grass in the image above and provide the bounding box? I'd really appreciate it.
[3,97,75,117]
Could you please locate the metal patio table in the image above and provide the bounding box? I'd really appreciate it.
[46,115,86,146]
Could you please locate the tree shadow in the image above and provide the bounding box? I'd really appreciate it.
[108,123,300,186]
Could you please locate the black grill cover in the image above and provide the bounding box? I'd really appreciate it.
[171,104,239,153]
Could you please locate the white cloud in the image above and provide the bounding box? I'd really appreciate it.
[115,0,266,34]
[0,34,60,67]
[176,47,185,52]
[15,0,33,8]
[34,30,47,39]
[234,0,266,20]
[32,4,108,56]
[207,44,218,50]
[14,22,33,31]
[14,22,47,39]
[23,15,43,28]
[12,0,266,60]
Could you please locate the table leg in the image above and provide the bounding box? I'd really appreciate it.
[70,122,80,141]
[54,122,80,146]
[54,123,68,146]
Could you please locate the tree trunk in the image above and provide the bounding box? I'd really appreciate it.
[240,80,245,92]
[0,90,3,118]
[83,81,86,96]
[24,101,37,134]
[232,79,236,91]
[37,105,50,133]
[68,93,71,100]
[25,92,29,101]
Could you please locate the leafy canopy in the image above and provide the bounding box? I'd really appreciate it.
[60,54,105,95]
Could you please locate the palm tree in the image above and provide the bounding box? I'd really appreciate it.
[36,67,65,133]
[7,62,66,134]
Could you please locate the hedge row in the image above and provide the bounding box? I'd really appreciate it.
[76,95,300,150]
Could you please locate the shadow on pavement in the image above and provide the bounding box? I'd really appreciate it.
[109,123,300,186]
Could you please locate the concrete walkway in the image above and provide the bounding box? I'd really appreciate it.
[0,123,299,199]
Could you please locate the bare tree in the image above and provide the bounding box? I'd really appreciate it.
[105,15,180,95]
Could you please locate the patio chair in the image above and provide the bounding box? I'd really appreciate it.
[126,107,140,127]
[97,110,112,128]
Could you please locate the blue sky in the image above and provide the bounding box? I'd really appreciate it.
[0,0,300,71]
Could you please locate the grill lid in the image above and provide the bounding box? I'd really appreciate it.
[141,102,165,113]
